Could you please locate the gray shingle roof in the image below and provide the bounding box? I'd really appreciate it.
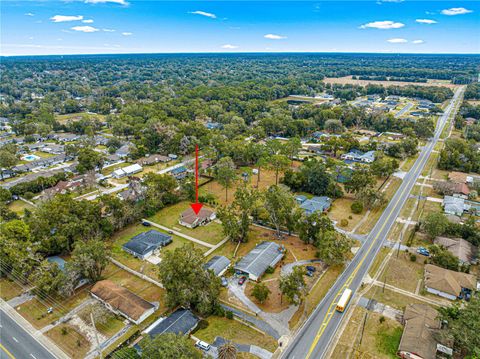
[145,309,199,337]
[299,196,332,214]
[203,256,230,276]
[234,241,284,279]
[122,230,172,257]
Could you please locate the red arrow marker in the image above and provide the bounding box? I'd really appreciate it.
[190,144,203,215]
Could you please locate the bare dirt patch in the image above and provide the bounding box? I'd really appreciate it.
[323,76,458,89]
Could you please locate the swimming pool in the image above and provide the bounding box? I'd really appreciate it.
[22,154,41,161]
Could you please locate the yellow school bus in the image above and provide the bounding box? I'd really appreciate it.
[336,288,352,312]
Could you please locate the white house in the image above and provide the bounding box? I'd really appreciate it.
[112,163,143,179]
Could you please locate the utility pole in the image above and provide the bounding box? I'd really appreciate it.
[90,312,103,359]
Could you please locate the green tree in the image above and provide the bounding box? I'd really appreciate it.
[30,260,66,298]
[428,245,459,271]
[371,156,399,178]
[0,150,17,180]
[279,266,306,305]
[422,212,449,239]
[158,244,221,315]
[216,156,237,201]
[77,147,104,174]
[251,283,271,304]
[344,168,375,195]
[315,231,352,265]
[264,185,296,238]
[268,154,290,185]
[140,333,202,359]
[70,240,109,282]
[439,296,480,356]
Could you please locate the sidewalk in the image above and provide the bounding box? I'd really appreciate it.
[0,298,70,359]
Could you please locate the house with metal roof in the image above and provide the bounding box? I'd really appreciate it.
[143,308,199,337]
[234,241,285,281]
[341,149,376,163]
[112,163,143,179]
[122,230,172,260]
[299,196,332,215]
[442,195,466,216]
[203,255,231,277]
[170,166,188,179]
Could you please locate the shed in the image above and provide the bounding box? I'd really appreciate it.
[203,256,231,277]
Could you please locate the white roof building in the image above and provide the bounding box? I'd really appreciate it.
[112,163,143,178]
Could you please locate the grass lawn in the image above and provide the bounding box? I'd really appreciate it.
[331,307,402,359]
[16,288,91,329]
[289,264,344,330]
[101,263,165,304]
[7,200,36,216]
[148,201,225,246]
[363,287,427,311]
[45,324,91,359]
[378,252,424,292]
[368,248,390,278]
[109,222,205,278]
[0,278,24,301]
[194,316,278,352]
[327,197,364,232]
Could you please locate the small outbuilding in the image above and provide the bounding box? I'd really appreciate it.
[203,255,231,277]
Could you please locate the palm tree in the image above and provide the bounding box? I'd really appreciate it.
[218,341,237,359]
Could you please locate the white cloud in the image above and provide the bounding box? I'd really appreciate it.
[221,44,239,49]
[416,19,437,24]
[84,0,129,5]
[51,15,84,23]
[122,32,133,36]
[82,19,94,23]
[441,7,472,16]
[71,26,99,33]
[360,20,405,29]
[102,28,115,32]
[189,11,216,19]
[264,34,287,40]
[24,13,35,17]
[412,40,425,44]
[387,38,408,43]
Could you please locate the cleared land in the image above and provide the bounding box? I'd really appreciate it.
[323,76,458,88]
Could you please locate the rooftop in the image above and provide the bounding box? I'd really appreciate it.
[203,255,231,276]
[144,308,199,337]
[424,264,477,297]
[122,230,172,257]
[234,241,284,279]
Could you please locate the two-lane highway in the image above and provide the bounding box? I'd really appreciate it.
[0,309,57,359]
[282,86,464,359]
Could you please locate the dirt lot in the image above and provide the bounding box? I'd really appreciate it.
[323,76,458,89]
[331,307,403,359]
[45,323,91,359]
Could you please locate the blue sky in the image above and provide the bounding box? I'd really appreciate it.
[1,1,479,56]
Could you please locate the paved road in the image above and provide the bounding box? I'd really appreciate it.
[282,86,464,359]
[0,308,56,359]
[394,102,413,118]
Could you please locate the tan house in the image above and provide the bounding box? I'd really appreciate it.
[398,304,441,359]
[434,237,477,264]
[90,280,156,324]
[424,264,477,300]
[179,206,216,228]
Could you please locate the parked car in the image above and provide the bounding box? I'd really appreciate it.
[306,271,314,277]
[221,277,228,287]
[306,265,316,272]
[195,340,211,351]
[238,276,247,285]
[142,221,151,227]
[416,247,430,257]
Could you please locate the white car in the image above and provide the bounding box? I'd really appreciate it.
[195,340,211,351]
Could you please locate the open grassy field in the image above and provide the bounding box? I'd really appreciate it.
[148,201,225,245]
[327,197,364,232]
[46,324,91,359]
[0,278,24,301]
[7,200,36,216]
[377,252,424,292]
[363,287,427,311]
[323,76,458,89]
[194,316,278,352]
[16,288,91,329]
[331,307,403,359]
[55,112,106,124]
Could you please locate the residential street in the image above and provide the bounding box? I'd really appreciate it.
[281,86,465,359]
